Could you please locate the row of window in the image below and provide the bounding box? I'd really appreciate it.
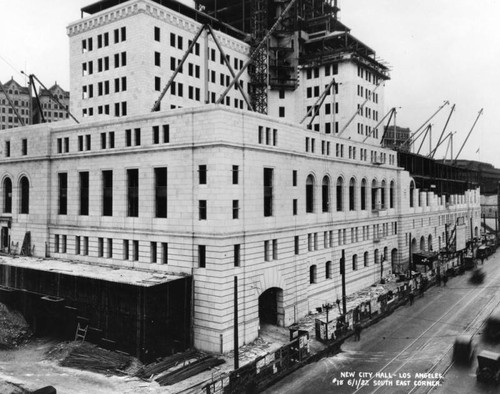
[356,85,379,104]
[81,27,126,53]
[309,248,386,284]
[305,64,339,80]
[54,234,169,264]
[57,167,167,218]
[357,65,380,85]
[82,75,127,99]
[82,101,127,117]
[306,83,339,99]
[56,125,169,154]
[357,104,379,121]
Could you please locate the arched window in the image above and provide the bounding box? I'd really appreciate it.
[410,181,415,208]
[360,179,367,210]
[322,176,330,212]
[325,261,332,279]
[349,178,356,211]
[374,249,379,265]
[364,251,369,267]
[19,176,29,214]
[420,236,425,251]
[390,181,395,208]
[3,178,12,213]
[381,180,386,209]
[371,180,378,210]
[306,175,315,213]
[428,235,433,251]
[352,254,358,271]
[310,265,317,284]
[336,177,343,211]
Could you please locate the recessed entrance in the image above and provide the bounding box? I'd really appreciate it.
[258,287,284,326]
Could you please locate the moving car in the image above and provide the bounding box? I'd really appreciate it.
[453,335,474,364]
[485,312,500,341]
[470,268,485,284]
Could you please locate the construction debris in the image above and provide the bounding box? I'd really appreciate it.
[59,342,141,376]
[137,350,225,386]
[0,302,32,349]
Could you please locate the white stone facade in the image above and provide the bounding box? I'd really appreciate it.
[0,105,481,352]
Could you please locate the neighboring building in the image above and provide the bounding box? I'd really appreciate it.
[0,0,481,359]
[0,78,70,129]
[383,125,411,152]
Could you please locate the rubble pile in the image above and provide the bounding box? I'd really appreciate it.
[0,302,32,349]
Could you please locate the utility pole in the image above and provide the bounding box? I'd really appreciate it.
[234,276,239,369]
[340,249,346,315]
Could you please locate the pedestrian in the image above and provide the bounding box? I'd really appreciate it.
[419,282,425,298]
[354,322,362,341]
[409,291,414,306]
[442,274,448,287]
[436,273,441,286]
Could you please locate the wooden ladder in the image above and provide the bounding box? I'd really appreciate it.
[74,322,88,342]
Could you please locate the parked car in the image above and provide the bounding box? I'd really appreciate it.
[476,350,500,384]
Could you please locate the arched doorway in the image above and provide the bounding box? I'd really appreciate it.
[420,236,425,251]
[391,248,398,271]
[258,287,284,326]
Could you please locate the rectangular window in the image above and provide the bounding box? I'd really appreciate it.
[79,172,89,216]
[150,242,157,263]
[155,76,161,91]
[154,51,161,66]
[123,240,129,260]
[263,168,273,217]
[234,244,240,267]
[5,141,10,157]
[107,238,113,258]
[264,240,270,261]
[155,167,167,218]
[292,170,297,186]
[127,169,139,217]
[232,200,239,219]
[133,240,139,261]
[199,165,207,185]
[294,236,299,255]
[272,239,278,260]
[232,165,239,184]
[58,173,67,215]
[83,237,89,256]
[98,238,104,257]
[102,170,113,216]
[154,26,160,41]
[21,139,27,155]
[163,125,170,143]
[101,132,107,149]
[61,235,67,253]
[75,236,81,255]
[125,129,131,146]
[199,200,207,220]
[55,235,60,253]
[134,128,141,146]
[85,134,91,150]
[198,245,206,267]
[293,199,298,215]
[109,132,115,148]
[152,126,160,144]
[161,242,168,264]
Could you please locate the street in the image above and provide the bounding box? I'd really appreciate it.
[264,253,500,394]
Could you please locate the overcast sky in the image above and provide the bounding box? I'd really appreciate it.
[0,0,498,167]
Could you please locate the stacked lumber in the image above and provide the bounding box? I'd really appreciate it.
[60,343,132,375]
[136,349,198,379]
[155,356,225,386]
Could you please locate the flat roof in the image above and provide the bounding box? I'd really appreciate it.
[0,255,187,288]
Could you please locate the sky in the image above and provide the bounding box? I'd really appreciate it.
[0,0,498,166]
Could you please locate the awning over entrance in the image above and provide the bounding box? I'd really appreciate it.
[413,251,439,269]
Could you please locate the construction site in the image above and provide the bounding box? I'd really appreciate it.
[0,0,492,393]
